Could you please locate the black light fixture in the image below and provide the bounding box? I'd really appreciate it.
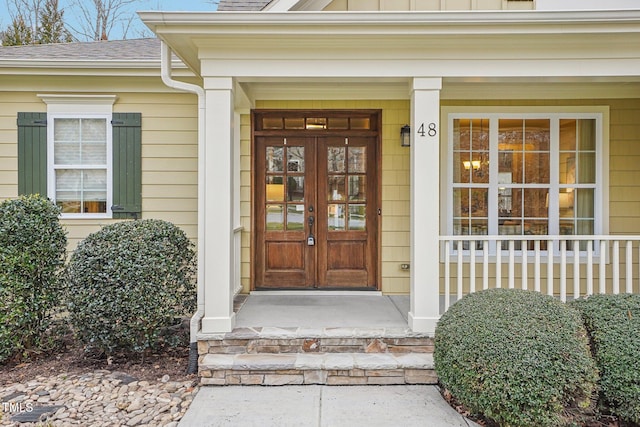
[400,124,411,147]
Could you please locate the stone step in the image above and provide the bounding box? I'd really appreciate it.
[198,327,434,355]
[199,352,437,386]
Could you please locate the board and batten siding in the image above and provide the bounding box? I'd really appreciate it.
[0,86,198,251]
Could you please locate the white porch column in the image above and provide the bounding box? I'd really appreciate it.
[201,77,236,333]
[409,77,442,335]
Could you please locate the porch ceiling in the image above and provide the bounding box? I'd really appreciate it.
[140,10,640,85]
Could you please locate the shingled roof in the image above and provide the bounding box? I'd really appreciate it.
[217,0,272,11]
[0,38,161,61]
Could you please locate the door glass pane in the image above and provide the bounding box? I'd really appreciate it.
[348,176,366,201]
[306,118,327,130]
[284,118,304,129]
[287,204,305,230]
[348,205,366,231]
[266,176,284,201]
[350,118,370,130]
[287,176,304,201]
[329,118,349,129]
[266,205,284,230]
[328,176,345,201]
[327,147,345,172]
[263,117,283,129]
[348,147,366,173]
[266,147,283,172]
[287,147,305,172]
[328,204,345,231]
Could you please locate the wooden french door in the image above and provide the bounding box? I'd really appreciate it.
[254,113,379,289]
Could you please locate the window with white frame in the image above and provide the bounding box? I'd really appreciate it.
[50,115,111,216]
[39,95,116,219]
[447,111,605,252]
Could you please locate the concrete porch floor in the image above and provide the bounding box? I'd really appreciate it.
[234,294,410,329]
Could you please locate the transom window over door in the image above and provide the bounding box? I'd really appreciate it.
[447,110,605,253]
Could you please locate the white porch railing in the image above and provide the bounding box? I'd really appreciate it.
[439,235,640,314]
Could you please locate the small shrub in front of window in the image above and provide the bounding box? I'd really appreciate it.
[434,288,598,427]
[0,195,67,363]
[66,219,197,357]
[572,294,640,424]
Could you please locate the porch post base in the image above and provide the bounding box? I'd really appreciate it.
[408,313,439,336]
[201,313,236,334]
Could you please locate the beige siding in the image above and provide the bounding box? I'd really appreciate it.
[0,81,198,251]
[323,0,533,11]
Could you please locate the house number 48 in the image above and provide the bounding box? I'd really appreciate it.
[417,123,437,137]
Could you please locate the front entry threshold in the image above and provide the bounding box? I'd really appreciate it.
[251,290,383,296]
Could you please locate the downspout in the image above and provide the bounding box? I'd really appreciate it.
[160,40,205,374]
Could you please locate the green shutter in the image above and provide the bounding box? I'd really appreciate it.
[17,112,48,197]
[111,113,142,219]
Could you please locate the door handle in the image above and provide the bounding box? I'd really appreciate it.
[307,215,315,246]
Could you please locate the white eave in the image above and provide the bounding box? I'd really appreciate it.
[139,10,640,78]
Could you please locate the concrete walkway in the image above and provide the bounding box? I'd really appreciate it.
[178,385,480,427]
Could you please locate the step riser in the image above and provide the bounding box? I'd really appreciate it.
[200,369,438,386]
[199,337,434,355]
[199,351,437,386]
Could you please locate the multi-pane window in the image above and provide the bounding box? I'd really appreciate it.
[449,113,602,252]
[49,115,111,216]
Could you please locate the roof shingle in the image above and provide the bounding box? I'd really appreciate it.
[0,38,160,61]
[217,0,272,11]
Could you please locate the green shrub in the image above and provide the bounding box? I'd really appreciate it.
[434,288,598,427]
[0,195,67,363]
[572,294,640,424]
[66,219,196,357]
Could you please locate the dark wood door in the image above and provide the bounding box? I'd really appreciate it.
[255,135,378,289]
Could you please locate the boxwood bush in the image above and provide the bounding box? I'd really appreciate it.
[0,195,67,363]
[66,219,196,357]
[434,288,598,427]
[572,294,640,424]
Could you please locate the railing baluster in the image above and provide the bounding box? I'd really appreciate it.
[599,240,606,294]
[508,240,515,289]
[483,240,489,290]
[444,240,450,312]
[547,239,554,296]
[496,240,502,288]
[613,240,620,294]
[626,240,633,294]
[470,243,476,294]
[587,240,593,296]
[534,240,541,292]
[457,240,463,302]
[574,239,580,301]
[560,240,567,302]
[521,239,528,290]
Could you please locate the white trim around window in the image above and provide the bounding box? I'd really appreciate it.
[440,106,610,256]
[39,95,116,219]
